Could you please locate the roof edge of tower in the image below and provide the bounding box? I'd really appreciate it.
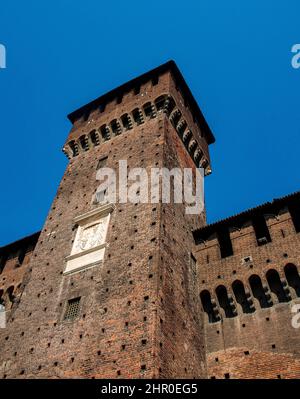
[67,60,215,145]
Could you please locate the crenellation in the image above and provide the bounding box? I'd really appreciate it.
[230,223,257,254]
[195,189,300,378]
[63,92,211,173]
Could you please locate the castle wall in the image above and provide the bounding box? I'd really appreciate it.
[0,233,39,316]
[195,206,300,378]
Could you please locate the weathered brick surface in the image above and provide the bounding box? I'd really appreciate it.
[0,233,39,316]
[195,203,300,379]
[207,348,300,379]
[0,66,209,379]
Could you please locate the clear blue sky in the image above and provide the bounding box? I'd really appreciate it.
[0,1,299,246]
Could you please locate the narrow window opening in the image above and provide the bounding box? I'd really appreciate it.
[17,248,26,265]
[200,290,218,323]
[218,228,233,258]
[151,76,159,86]
[284,264,300,297]
[289,202,300,233]
[232,280,254,314]
[100,124,110,141]
[252,215,271,246]
[216,285,235,318]
[121,114,133,130]
[143,102,156,118]
[132,108,144,125]
[154,95,167,112]
[249,275,272,308]
[169,109,181,127]
[110,119,122,135]
[116,94,123,104]
[266,269,289,303]
[134,86,140,95]
[90,130,100,146]
[79,135,88,151]
[98,103,106,113]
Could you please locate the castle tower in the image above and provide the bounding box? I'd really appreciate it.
[0,61,214,378]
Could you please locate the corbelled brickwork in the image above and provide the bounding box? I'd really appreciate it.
[0,61,299,379]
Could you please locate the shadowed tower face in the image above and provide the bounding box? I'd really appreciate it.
[0,61,214,378]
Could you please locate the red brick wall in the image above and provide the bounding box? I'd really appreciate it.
[0,234,39,316]
[0,73,209,379]
[195,208,300,379]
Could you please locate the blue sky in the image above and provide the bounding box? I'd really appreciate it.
[0,0,299,246]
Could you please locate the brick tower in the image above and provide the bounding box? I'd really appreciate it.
[0,61,215,378]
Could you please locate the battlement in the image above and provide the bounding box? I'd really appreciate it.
[0,232,40,312]
[62,61,214,173]
[194,191,300,260]
[193,191,300,379]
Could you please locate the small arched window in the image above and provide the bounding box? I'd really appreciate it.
[143,102,156,119]
[232,280,254,314]
[132,108,144,125]
[164,96,176,116]
[200,290,218,323]
[249,275,272,308]
[284,264,300,297]
[79,135,89,151]
[90,130,100,146]
[68,140,78,157]
[266,269,289,303]
[154,95,167,112]
[216,285,235,318]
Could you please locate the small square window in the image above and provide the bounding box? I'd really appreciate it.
[64,297,81,321]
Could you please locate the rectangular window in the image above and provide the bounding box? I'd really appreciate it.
[151,76,159,86]
[252,215,271,246]
[218,228,233,258]
[289,203,300,233]
[64,297,81,321]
